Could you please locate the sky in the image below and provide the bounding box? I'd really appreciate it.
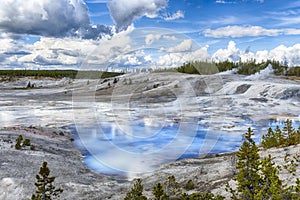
[0,0,300,70]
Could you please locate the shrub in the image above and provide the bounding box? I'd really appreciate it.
[23,138,31,147]
[30,145,36,151]
[15,135,35,150]
[125,176,224,200]
[184,179,195,191]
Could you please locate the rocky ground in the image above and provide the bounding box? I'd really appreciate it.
[0,72,299,199]
[0,127,122,199]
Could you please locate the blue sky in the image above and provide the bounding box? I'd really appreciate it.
[0,0,299,69]
[102,0,300,53]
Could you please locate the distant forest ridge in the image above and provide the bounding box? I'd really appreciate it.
[0,70,124,79]
[175,60,300,76]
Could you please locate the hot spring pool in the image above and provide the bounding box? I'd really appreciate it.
[71,118,299,176]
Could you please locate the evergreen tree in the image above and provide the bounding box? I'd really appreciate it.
[27,81,31,88]
[261,128,278,148]
[15,135,34,150]
[274,126,284,147]
[232,128,261,199]
[152,183,168,200]
[163,175,181,198]
[124,178,147,200]
[31,162,63,200]
[296,126,300,144]
[256,155,283,199]
[292,178,300,199]
[15,135,23,150]
[261,124,295,149]
[188,193,225,200]
[23,138,31,147]
[282,119,295,145]
[228,127,300,199]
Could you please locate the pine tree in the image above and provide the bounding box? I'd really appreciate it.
[274,126,284,147]
[281,155,300,199]
[15,135,23,150]
[124,178,147,200]
[262,128,277,148]
[233,128,261,199]
[290,127,299,146]
[228,127,300,199]
[27,81,31,88]
[23,138,31,147]
[256,155,283,199]
[31,162,63,200]
[163,175,181,198]
[153,182,168,200]
[282,119,295,145]
[15,135,34,150]
[292,178,300,199]
[296,126,300,144]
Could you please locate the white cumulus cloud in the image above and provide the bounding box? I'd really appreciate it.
[144,33,178,46]
[107,0,168,30]
[157,46,210,68]
[0,38,30,68]
[204,26,281,38]
[162,35,177,40]
[17,27,134,69]
[212,41,300,67]
[204,25,300,38]
[18,37,96,67]
[145,34,162,45]
[166,39,193,53]
[267,44,300,66]
[163,10,184,21]
[0,0,93,37]
[121,50,153,66]
[212,41,241,62]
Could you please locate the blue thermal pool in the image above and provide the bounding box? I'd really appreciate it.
[71,119,299,175]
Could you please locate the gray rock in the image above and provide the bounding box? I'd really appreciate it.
[235,84,251,94]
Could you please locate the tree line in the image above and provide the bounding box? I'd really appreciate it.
[0,70,123,79]
[176,60,300,76]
